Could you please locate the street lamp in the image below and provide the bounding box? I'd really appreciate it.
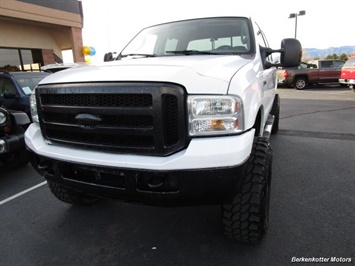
[289,10,306,39]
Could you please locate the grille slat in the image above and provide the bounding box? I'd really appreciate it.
[40,93,152,107]
[37,82,187,156]
[43,123,155,135]
[41,105,154,116]
[42,112,153,128]
[46,128,155,149]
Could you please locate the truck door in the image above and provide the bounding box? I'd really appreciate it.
[319,60,343,82]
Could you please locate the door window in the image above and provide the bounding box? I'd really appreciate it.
[0,78,16,96]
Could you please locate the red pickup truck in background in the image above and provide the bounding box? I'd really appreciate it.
[277,59,345,90]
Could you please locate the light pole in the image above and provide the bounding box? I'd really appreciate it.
[289,10,306,39]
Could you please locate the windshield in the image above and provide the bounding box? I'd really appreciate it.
[119,17,253,58]
[15,75,48,95]
[344,57,355,67]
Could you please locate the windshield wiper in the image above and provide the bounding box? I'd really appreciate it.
[120,53,157,58]
[166,50,218,55]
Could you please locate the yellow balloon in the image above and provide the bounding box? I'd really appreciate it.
[81,46,91,56]
[85,58,91,63]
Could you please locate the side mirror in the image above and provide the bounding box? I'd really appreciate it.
[104,52,113,62]
[280,38,302,67]
[3,91,18,99]
[261,38,302,69]
[104,52,118,62]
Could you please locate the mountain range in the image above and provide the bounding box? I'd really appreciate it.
[303,46,355,58]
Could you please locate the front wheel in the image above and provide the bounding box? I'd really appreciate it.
[221,137,272,244]
[293,77,307,90]
[48,181,100,206]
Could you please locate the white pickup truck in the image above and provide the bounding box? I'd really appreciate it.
[25,17,301,244]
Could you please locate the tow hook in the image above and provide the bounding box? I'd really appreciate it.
[37,162,49,170]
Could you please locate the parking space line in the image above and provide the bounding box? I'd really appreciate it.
[0,181,47,206]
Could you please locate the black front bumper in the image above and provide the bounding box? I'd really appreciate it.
[0,132,25,155]
[28,149,246,206]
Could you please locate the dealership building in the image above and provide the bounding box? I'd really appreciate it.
[0,0,84,71]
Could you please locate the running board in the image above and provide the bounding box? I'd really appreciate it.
[262,114,274,139]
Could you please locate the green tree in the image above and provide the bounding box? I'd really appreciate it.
[325,53,339,59]
[339,53,349,61]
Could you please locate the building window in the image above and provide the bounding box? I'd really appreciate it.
[0,48,21,71]
[0,47,44,71]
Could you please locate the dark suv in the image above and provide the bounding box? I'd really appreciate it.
[0,71,50,118]
[0,107,30,168]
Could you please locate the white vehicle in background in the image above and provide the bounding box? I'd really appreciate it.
[41,63,84,73]
[26,16,301,244]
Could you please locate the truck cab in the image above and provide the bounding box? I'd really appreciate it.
[310,59,345,83]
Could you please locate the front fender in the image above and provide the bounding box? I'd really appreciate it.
[228,60,266,131]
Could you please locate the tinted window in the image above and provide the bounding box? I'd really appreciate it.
[0,48,44,71]
[0,78,16,95]
[254,22,274,64]
[0,49,21,71]
[320,61,333,68]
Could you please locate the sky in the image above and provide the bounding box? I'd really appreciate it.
[64,0,355,63]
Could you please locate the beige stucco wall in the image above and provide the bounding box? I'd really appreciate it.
[0,0,84,62]
[0,20,63,56]
[0,0,82,28]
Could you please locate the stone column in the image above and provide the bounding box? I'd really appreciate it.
[42,49,55,65]
[70,27,85,62]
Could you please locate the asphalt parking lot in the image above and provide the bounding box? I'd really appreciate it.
[1,86,354,266]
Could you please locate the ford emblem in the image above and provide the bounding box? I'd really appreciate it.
[74,113,102,128]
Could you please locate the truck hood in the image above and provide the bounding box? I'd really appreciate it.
[40,56,251,94]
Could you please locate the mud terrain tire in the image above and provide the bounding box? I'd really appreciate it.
[221,137,272,244]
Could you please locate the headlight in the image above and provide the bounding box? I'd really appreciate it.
[30,92,39,123]
[188,95,244,136]
[0,111,7,125]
